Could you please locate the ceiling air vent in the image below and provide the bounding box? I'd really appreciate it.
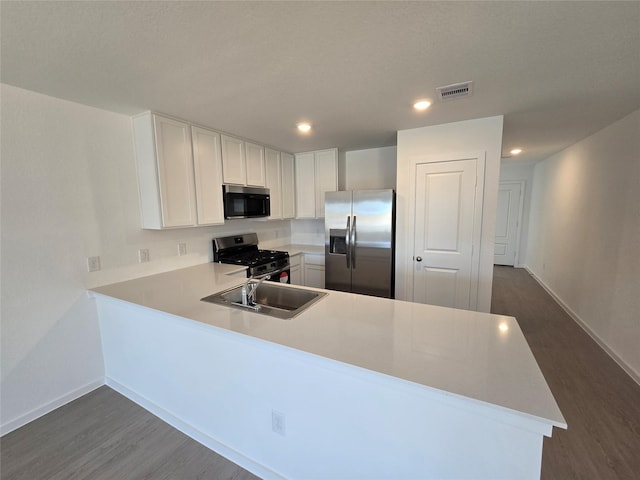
[436,81,473,102]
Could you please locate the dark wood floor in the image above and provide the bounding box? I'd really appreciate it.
[2,266,639,479]
[491,266,640,480]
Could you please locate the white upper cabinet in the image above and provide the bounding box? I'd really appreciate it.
[294,152,316,218]
[266,149,296,220]
[221,135,266,187]
[133,113,197,229]
[191,126,225,225]
[245,142,266,187]
[281,152,296,219]
[314,149,338,218]
[295,148,338,218]
[265,148,282,219]
[221,134,246,185]
[133,111,285,229]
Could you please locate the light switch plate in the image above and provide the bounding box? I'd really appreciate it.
[87,256,101,272]
[138,248,150,263]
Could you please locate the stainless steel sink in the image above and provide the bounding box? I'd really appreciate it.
[201,282,327,319]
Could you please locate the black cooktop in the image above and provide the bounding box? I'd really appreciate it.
[220,249,288,267]
[212,233,288,267]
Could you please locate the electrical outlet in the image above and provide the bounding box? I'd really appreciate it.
[178,243,187,256]
[87,256,101,272]
[272,410,286,436]
[138,248,150,263]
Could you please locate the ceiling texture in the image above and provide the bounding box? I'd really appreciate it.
[2,1,639,164]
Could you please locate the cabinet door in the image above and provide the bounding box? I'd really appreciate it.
[295,152,316,218]
[153,115,197,227]
[289,254,303,285]
[191,126,225,225]
[245,142,266,187]
[304,254,325,288]
[314,149,338,218]
[304,264,325,288]
[221,135,246,185]
[290,264,302,285]
[265,148,282,219]
[281,152,296,219]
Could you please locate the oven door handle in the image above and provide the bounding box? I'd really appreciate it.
[249,263,290,282]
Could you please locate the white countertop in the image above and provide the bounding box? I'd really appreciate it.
[92,262,566,430]
[276,243,324,256]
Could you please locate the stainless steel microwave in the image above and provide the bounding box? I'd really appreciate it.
[222,185,271,219]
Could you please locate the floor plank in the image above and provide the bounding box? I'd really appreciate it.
[0,387,260,480]
[491,266,640,480]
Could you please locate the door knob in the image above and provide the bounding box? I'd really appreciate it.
[415,256,422,262]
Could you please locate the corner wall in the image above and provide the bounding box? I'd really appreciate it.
[396,116,504,312]
[525,109,640,381]
[0,84,290,433]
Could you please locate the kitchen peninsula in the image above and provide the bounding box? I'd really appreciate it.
[92,263,566,480]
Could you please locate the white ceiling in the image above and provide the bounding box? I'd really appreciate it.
[2,1,639,164]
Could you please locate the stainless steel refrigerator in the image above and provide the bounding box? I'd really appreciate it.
[325,189,395,298]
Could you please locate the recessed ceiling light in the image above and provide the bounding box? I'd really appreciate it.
[297,123,311,133]
[510,148,523,155]
[413,100,431,111]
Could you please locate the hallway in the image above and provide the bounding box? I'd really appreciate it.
[491,266,640,479]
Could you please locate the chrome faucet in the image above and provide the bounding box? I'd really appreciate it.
[241,272,272,306]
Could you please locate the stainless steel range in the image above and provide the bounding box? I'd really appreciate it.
[212,233,290,283]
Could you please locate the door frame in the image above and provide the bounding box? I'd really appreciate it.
[496,180,525,267]
[404,152,486,310]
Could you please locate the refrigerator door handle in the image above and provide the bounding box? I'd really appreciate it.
[345,216,351,268]
[351,215,357,268]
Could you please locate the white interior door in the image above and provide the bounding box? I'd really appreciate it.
[413,159,479,309]
[494,182,523,266]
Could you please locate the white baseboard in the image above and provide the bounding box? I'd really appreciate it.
[0,379,104,436]
[524,266,640,386]
[105,378,285,480]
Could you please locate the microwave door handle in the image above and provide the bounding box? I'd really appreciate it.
[345,216,351,268]
[351,215,356,269]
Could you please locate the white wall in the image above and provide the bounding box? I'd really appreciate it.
[499,163,535,267]
[525,109,640,381]
[339,146,397,190]
[0,84,290,433]
[396,116,504,312]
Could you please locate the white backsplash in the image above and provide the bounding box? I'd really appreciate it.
[87,219,291,288]
[290,219,325,246]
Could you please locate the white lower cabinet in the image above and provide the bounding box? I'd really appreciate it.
[289,253,303,285]
[303,254,325,288]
